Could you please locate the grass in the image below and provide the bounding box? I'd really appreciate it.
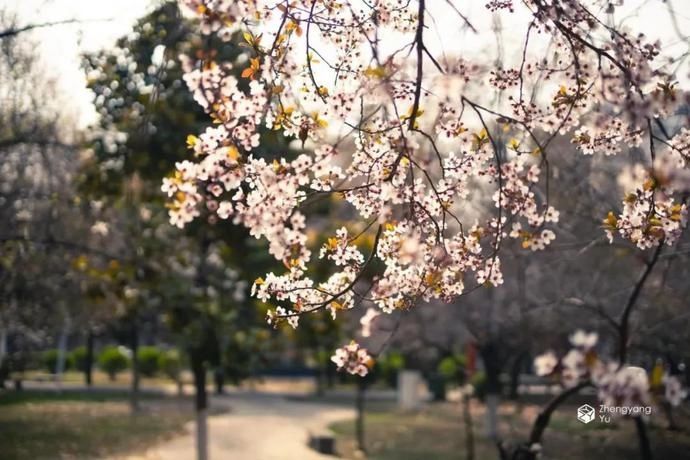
[21,369,186,388]
[330,402,497,460]
[0,388,165,406]
[330,399,690,460]
[0,389,192,460]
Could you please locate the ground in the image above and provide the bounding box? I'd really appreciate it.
[0,390,191,460]
[0,384,355,460]
[330,398,690,460]
[114,393,354,460]
[3,382,690,460]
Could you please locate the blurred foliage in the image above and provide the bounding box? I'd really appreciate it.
[80,2,204,196]
[379,351,406,388]
[41,349,73,374]
[98,346,130,380]
[78,1,287,387]
[137,346,162,377]
[70,346,88,373]
[425,353,467,401]
[437,354,467,384]
[470,371,488,401]
[158,348,184,382]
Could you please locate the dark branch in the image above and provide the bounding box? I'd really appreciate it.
[0,18,111,39]
[618,243,663,363]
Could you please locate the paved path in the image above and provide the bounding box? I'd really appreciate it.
[111,393,355,460]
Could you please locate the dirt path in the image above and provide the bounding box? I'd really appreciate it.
[111,393,355,460]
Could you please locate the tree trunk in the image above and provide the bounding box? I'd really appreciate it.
[191,352,209,460]
[0,327,7,389]
[214,367,224,395]
[0,327,7,372]
[85,330,94,387]
[130,320,140,413]
[661,401,679,430]
[485,394,499,440]
[634,416,653,460]
[479,344,502,440]
[355,379,367,454]
[462,393,475,460]
[508,381,590,460]
[509,351,526,400]
[55,315,71,391]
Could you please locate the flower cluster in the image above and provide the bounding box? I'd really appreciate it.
[331,341,374,376]
[535,331,687,411]
[486,1,514,13]
[663,373,688,407]
[359,308,381,338]
[571,118,642,156]
[597,366,651,409]
[605,165,687,249]
[669,128,690,166]
[489,68,520,90]
[165,1,690,361]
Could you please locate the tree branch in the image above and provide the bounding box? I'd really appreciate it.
[0,18,111,39]
[618,243,663,363]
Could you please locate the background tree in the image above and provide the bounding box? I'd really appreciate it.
[0,7,99,389]
[80,2,284,456]
[168,2,690,459]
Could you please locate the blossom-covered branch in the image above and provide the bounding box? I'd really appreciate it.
[163,0,690,375]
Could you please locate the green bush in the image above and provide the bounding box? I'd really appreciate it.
[70,346,89,372]
[158,349,183,382]
[137,346,162,377]
[438,354,467,384]
[41,350,59,373]
[379,351,405,388]
[42,349,73,374]
[98,346,130,380]
[470,371,487,401]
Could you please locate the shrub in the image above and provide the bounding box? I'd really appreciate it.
[42,349,73,374]
[438,354,467,384]
[137,346,162,377]
[41,349,59,373]
[470,371,488,401]
[158,349,183,382]
[379,351,405,388]
[70,346,89,372]
[98,346,130,380]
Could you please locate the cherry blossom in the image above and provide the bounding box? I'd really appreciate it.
[164,0,690,362]
[90,221,109,237]
[597,366,651,409]
[359,307,381,338]
[534,330,688,415]
[331,341,373,376]
[569,330,598,351]
[663,374,688,407]
[605,165,687,249]
[533,351,558,377]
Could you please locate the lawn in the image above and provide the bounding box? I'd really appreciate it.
[0,389,192,460]
[330,399,690,460]
[21,370,186,389]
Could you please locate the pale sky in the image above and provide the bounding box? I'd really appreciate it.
[2,0,689,129]
[2,0,153,127]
